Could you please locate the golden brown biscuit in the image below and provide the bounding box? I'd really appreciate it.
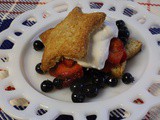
[40,28,53,44]
[126,38,142,59]
[111,61,126,78]
[40,7,106,71]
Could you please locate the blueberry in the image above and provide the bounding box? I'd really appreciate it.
[70,82,85,92]
[92,76,104,89]
[83,84,99,98]
[92,70,109,89]
[53,78,63,89]
[119,37,128,46]
[86,68,103,78]
[119,26,128,31]
[92,69,105,76]
[102,73,112,84]
[83,68,95,76]
[33,40,44,51]
[41,80,54,92]
[122,73,134,84]
[116,20,125,29]
[106,77,118,87]
[72,91,85,103]
[92,72,110,89]
[83,67,91,74]
[83,68,95,81]
[118,29,130,39]
[35,63,45,74]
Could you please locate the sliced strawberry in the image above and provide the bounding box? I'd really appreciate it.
[120,50,127,63]
[49,63,83,79]
[108,51,124,65]
[108,38,127,65]
[102,60,114,73]
[63,59,76,67]
[109,38,124,52]
[49,59,83,81]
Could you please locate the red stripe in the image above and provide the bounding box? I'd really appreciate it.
[145,112,150,119]
[91,2,103,6]
[134,98,144,104]
[5,86,15,91]
[137,98,144,104]
[0,10,23,14]
[138,2,160,7]
[43,14,47,18]
[148,0,151,11]
[0,1,46,5]
[138,1,151,11]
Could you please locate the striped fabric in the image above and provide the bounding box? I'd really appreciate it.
[0,57,8,63]
[0,0,46,32]
[36,109,47,116]
[123,8,137,17]
[0,0,160,120]
[90,2,103,9]
[0,40,14,49]
[13,105,27,110]
[0,110,14,120]
[149,27,160,35]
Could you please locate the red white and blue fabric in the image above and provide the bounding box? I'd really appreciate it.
[0,0,160,120]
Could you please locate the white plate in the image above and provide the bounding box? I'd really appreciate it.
[0,0,160,119]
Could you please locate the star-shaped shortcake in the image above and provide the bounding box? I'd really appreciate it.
[40,7,106,71]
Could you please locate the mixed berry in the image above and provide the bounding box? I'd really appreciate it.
[35,63,45,74]
[34,20,135,103]
[33,40,44,51]
[53,78,63,89]
[41,80,54,92]
[122,73,134,84]
[116,20,130,45]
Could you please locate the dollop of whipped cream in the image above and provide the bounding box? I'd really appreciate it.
[76,17,118,70]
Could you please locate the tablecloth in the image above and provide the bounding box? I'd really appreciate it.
[0,0,160,120]
[0,0,160,33]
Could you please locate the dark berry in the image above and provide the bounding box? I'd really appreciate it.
[122,73,134,84]
[119,26,128,31]
[86,68,103,78]
[103,73,112,84]
[83,67,91,73]
[86,69,110,88]
[119,37,128,46]
[92,76,104,89]
[72,91,85,103]
[93,69,105,76]
[63,78,77,87]
[41,80,54,92]
[53,78,63,89]
[83,84,99,98]
[83,68,95,81]
[33,40,44,51]
[106,77,118,87]
[118,29,130,39]
[92,72,110,89]
[116,20,125,29]
[83,68,95,76]
[70,82,85,92]
[35,63,45,74]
